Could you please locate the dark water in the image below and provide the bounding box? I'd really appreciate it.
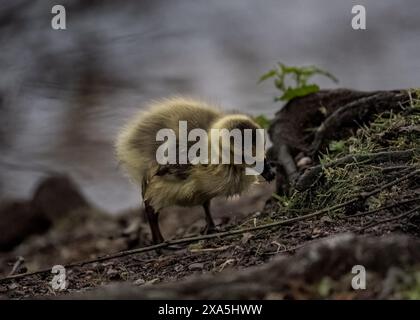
[0,0,419,212]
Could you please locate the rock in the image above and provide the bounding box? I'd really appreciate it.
[106,268,121,280]
[320,216,334,224]
[174,265,184,272]
[188,263,204,271]
[0,200,50,251]
[133,279,145,286]
[296,156,312,169]
[8,283,18,290]
[0,174,91,251]
[31,174,89,222]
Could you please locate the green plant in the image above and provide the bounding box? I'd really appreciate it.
[259,62,338,102]
[328,140,346,153]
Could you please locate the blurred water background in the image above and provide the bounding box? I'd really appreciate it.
[0,0,419,213]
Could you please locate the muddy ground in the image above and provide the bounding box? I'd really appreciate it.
[1,189,419,299]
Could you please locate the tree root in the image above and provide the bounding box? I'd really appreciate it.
[295,149,418,191]
[358,205,420,232]
[309,91,407,155]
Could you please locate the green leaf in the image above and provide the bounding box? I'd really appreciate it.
[279,84,320,101]
[259,62,338,103]
[258,69,277,83]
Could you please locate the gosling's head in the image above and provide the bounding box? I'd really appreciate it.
[209,114,275,181]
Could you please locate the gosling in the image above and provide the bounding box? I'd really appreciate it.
[115,97,274,244]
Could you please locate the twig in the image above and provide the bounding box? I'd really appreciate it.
[380,165,413,173]
[263,240,312,255]
[8,256,25,276]
[190,245,231,253]
[360,169,419,198]
[1,169,418,283]
[342,197,420,219]
[358,205,420,232]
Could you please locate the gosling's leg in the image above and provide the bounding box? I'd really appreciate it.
[202,200,216,234]
[144,200,164,244]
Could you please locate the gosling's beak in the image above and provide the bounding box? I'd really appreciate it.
[261,158,275,182]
